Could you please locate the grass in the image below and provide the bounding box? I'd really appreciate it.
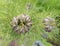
[0,0,60,46]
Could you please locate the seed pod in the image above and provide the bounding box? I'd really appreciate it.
[43,17,56,32]
[26,3,32,10]
[11,14,32,34]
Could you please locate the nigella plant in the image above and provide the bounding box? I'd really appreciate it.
[43,17,56,32]
[11,14,32,34]
[46,15,60,46]
[26,2,32,11]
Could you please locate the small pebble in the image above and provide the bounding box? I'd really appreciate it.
[33,41,45,46]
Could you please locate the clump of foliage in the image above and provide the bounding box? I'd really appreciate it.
[55,15,60,43]
[47,15,60,46]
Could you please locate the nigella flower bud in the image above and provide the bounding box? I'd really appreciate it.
[43,17,56,32]
[11,14,32,34]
